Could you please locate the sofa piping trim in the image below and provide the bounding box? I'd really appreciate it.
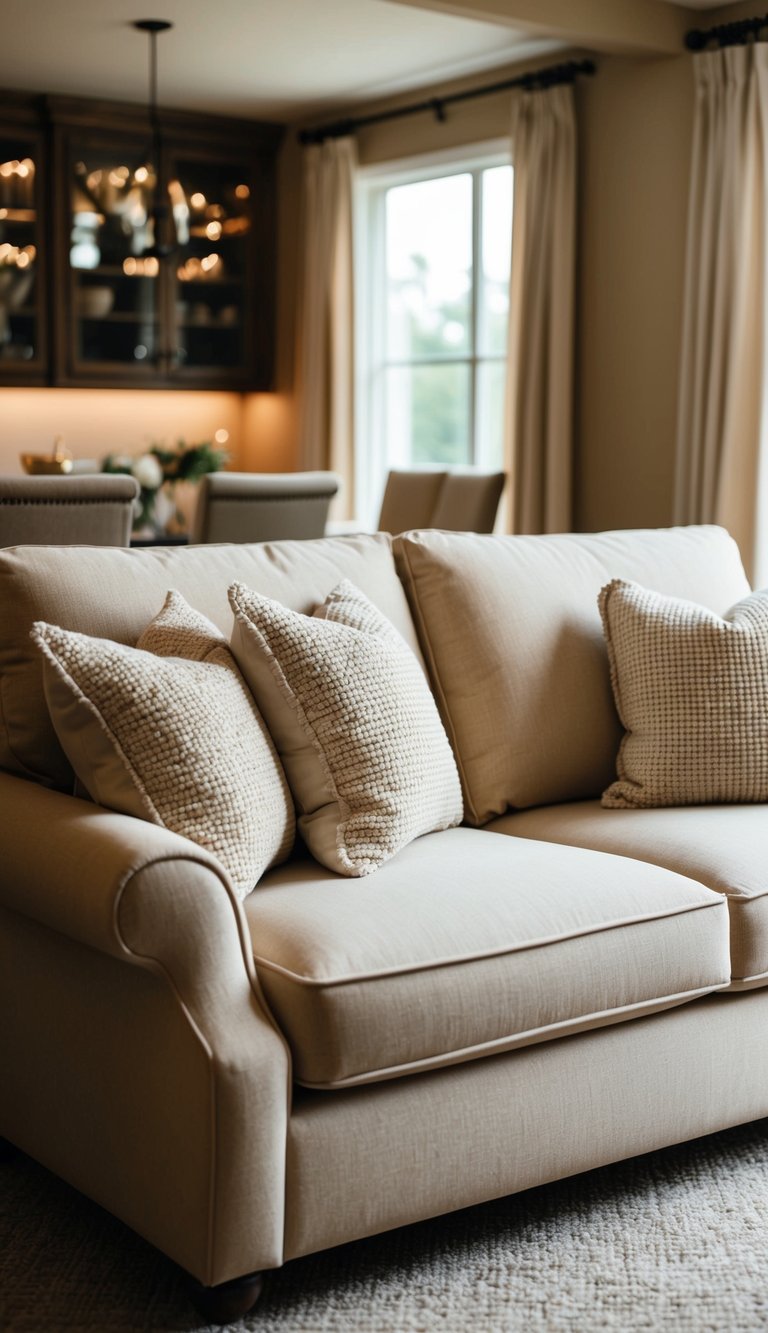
[251,896,725,988]
[294,982,730,1089]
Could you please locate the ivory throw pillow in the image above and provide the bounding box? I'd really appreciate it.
[32,591,295,899]
[228,578,463,876]
[599,579,768,809]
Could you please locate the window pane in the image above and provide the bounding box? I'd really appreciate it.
[475,360,506,470]
[385,174,472,360]
[385,363,471,466]
[478,165,513,357]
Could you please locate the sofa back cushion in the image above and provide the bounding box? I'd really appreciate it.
[394,525,750,825]
[0,534,420,790]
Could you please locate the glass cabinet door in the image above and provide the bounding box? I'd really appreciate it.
[66,137,162,379]
[0,129,45,381]
[169,152,253,383]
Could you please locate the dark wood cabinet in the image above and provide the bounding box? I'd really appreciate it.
[0,95,48,385]
[0,92,282,390]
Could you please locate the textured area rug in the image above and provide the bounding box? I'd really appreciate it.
[3,1120,768,1332]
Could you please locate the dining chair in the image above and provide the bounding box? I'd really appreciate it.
[0,475,139,547]
[430,470,506,533]
[377,468,506,534]
[377,470,448,536]
[191,471,341,544]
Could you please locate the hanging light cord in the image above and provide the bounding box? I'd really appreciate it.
[133,19,174,262]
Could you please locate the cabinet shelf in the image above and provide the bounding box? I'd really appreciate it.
[73,265,157,279]
[78,311,158,323]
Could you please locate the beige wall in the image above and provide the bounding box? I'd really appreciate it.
[0,387,293,476]
[576,52,693,531]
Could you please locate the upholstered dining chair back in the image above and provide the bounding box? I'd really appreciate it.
[192,471,341,544]
[430,470,506,534]
[377,468,506,535]
[0,475,139,547]
[377,470,448,536]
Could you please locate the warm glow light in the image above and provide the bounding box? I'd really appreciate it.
[201,253,219,272]
[134,166,149,184]
[214,428,229,445]
[17,164,29,179]
[123,255,159,277]
[190,191,206,209]
[86,170,103,189]
[205,221,222,240]
[0,163,13,178]
[16,252,30,268]
[235,183,250,200]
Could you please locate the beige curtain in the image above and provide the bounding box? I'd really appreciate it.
[675,46,768,584]
[504,83,577,534]
[297,137,356,518]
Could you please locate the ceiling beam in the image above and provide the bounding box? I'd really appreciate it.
[384,0,690,56]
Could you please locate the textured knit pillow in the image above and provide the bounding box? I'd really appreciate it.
[31,591,295,899]
[599,579,768,809]
[228,578,463,876]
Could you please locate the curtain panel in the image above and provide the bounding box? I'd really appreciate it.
[675,46,768,583]
[504,83,577,534]
[297,137,357,518]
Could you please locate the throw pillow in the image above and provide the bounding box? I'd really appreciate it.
[32,590,295,899]
[228,578,463,876]
[599,579,768,808]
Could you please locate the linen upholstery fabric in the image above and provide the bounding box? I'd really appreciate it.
[0,533,417,789]
[393,526,750,824]
[229,579,462,876]
[0,769,291,1283]
[32,605,294,898]
[284,989,768,1260]
[245,827,729,1088]
[490,801,768,989]
[599,580,768,808]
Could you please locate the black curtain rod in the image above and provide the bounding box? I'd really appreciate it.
[298,58,595,146]
[686,14,768,51]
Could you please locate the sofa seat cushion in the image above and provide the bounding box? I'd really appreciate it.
[244,827,729,1089]
[489,803,768,989]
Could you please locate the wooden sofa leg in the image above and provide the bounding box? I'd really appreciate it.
[189,1271,264,1324]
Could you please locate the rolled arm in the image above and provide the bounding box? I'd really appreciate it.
[0,770,291,1281]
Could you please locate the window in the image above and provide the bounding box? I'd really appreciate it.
[356,146,513,523]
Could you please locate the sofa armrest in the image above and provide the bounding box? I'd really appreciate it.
[0,770,291,1282]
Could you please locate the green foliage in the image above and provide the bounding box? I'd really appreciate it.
[150,439,229,483]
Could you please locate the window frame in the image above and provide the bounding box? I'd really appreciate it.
[355,139,512,525]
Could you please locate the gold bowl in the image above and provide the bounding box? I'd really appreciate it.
[21,452,73,475]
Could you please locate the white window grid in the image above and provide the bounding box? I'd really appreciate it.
[355,140,512,527]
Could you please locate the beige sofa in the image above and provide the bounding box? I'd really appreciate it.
[1,523,765,1322]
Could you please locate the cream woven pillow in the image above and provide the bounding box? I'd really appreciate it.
[32,591,294,899]
[228,578,463,876]
[599,579,768,808]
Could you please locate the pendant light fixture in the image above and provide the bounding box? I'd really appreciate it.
[133,18,176,259]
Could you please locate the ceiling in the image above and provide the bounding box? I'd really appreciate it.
[0,0,561,123]
[0,0,752,126]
